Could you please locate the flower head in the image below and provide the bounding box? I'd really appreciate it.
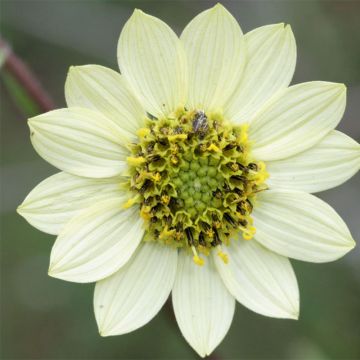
[18,4,359,357]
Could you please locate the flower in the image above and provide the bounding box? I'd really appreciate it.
[17,3,359,357]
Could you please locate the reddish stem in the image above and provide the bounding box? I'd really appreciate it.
[0,38,55,112]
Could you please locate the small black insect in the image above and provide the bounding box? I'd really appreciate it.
[192,110,208,136]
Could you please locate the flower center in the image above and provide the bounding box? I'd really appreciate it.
[125,109,268,265]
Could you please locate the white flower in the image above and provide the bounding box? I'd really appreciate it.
[17,4,359,357]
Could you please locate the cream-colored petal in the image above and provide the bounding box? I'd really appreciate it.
[214,239,299,319]
[181,3,246,112]
[118,9,186,118]
[253,190,355,262]
[225,23,296,124]
[49,198,144,283]
[29,107,130,178]
[65,65,145,136]
[172,251,235,358]
[249,82,346,161]
[267,130,360,193]
[94,242,177,336]
[17,172,125,235]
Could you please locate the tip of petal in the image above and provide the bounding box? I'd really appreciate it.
[48,263,59,278]
[284,23,293,32]
[68,65,76,73]
[339,83,347,92]
[16,204,32,218]
[98,328,108,337]
[211,3,230,14]
[16,204,24,215]
[48,262,70,282]
[97,325,123,337]
[214,2,225,9]
[288,308,300,320]
[28,114,43,129]
[67,65,84,79]
[328,82,347,94]
[275,22,286,28]
[348,238,356,250]
[132,8,146,19]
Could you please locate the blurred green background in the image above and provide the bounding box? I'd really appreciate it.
[1,0,360,359]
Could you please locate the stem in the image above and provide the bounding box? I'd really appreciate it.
[0,38,55,112]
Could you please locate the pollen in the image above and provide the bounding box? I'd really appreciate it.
[122,196,140,209]
[125,109,268,262]
[217,250,229,264]
[127,156,146,166]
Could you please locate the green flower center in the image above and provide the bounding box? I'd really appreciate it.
[125,109,268,265]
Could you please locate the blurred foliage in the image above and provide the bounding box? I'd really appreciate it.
[1,0,360,359]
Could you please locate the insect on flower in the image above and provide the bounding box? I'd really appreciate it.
[192,110,209,137]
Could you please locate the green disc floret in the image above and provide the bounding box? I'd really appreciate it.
[125,108,268,262]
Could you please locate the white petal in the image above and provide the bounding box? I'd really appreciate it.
[253,190,355,263]
[65,65,145,135]
[94,242,177,336]
[225,23,296,124]
[249,82,346,161]
[181,3,246,112]
[49,199,144,283]
[17,172,125,235]
[214,239,299,319]
[118,10,187,117]
[267,130,360,193]
[29,107,130,178]
[172,251,235,358]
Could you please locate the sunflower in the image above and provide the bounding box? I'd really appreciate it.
[18,4,359,357]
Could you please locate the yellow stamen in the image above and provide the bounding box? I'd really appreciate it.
[168,134,187,142]
[171,155,178,164]
[231,163,239,171]
[192,246,205,266]
[207,143,220,152]
[136,128,150,138]
[241,226,256,240]
[151,172,161,182]
[205,228,214,238]
[198,245,210,256]
[170,144,179,154]
[258,161,266,171]
[161,194,170,205]
[122,196,139,209]
[140,205,152,220]
[243,232,253,240]
[127,156,146,166]
[217,246,229,264]
[159,225,175,239]
[239,124,249,143]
